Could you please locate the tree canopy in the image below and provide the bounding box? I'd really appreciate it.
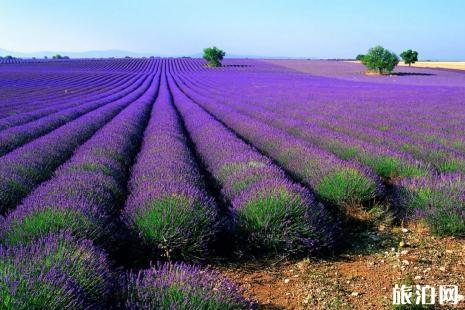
[52,54,70,60]
[400,49,419,67]
[361,46,399,74]
[203,47,225,67]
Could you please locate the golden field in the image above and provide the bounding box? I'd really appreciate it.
[397,61,465,70]
[348,60,465,71]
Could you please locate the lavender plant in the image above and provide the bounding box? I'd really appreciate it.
[396,174,465,236]
[0,232,113,309]
[125,262,253,309]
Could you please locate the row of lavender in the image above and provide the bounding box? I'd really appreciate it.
[122,70,253,308]
[3,58,340,256]
[0,60,256,308]
[178,61,465,236]
[0,75,146,155]
[174,74,382,210]
[0,58,159,108]
[0,60,162,308]
[182,64,465,169]
[0,72,127,115]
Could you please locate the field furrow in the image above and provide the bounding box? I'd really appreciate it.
[0,73,156,214]
[0,75,147,156]
[168,70,339,256]
[177,75,428,181]
[0,71,160,249]
[0,74,132,129]
[172,74,383,211]
[122,65,217,262]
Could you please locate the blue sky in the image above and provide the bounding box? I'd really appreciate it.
[1,0,464,59]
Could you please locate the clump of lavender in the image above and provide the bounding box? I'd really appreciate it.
[122,75,218,262]
[169,77,340,256]
[232,180,338,254]
[397,173,465,236]
[0,232,113,309]
[125,262,254,309]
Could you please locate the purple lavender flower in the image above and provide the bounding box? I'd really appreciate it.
[0,231,113,309]
[396,173,465,236]
[125,262,254,310]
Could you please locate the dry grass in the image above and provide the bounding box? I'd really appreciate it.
[348,60,465,71]
[398,61,465,70]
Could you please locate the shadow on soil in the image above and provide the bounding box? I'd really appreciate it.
[333,205,400,257]
[222,64,252,67]
[392,72,435,76]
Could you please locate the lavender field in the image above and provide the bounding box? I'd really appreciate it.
[1,57,465,309]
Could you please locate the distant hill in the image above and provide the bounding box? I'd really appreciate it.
[189,52,317,59]
[0,48,157,59]
[0,48,318,59]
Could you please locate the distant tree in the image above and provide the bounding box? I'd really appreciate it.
[355,54,365,61]
[361,45,399,74]
[51,54,69,60]
[5,55,14,60]
[400,49,418,67]
[203,46,225,67]
[44,56,48,59]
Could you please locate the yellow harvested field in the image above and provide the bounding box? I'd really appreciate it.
[398,61,465,70]
[348,60,465,71]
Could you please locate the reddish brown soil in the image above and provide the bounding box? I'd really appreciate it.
[215,222,465,309]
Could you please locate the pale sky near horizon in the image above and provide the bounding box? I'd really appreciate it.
[1,0,464,60]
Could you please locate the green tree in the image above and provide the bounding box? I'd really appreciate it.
[52,54,69,60]
[361,45,399,74]
[400,49,419,67]
[355,54,365,61]
[203,46,225,67]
